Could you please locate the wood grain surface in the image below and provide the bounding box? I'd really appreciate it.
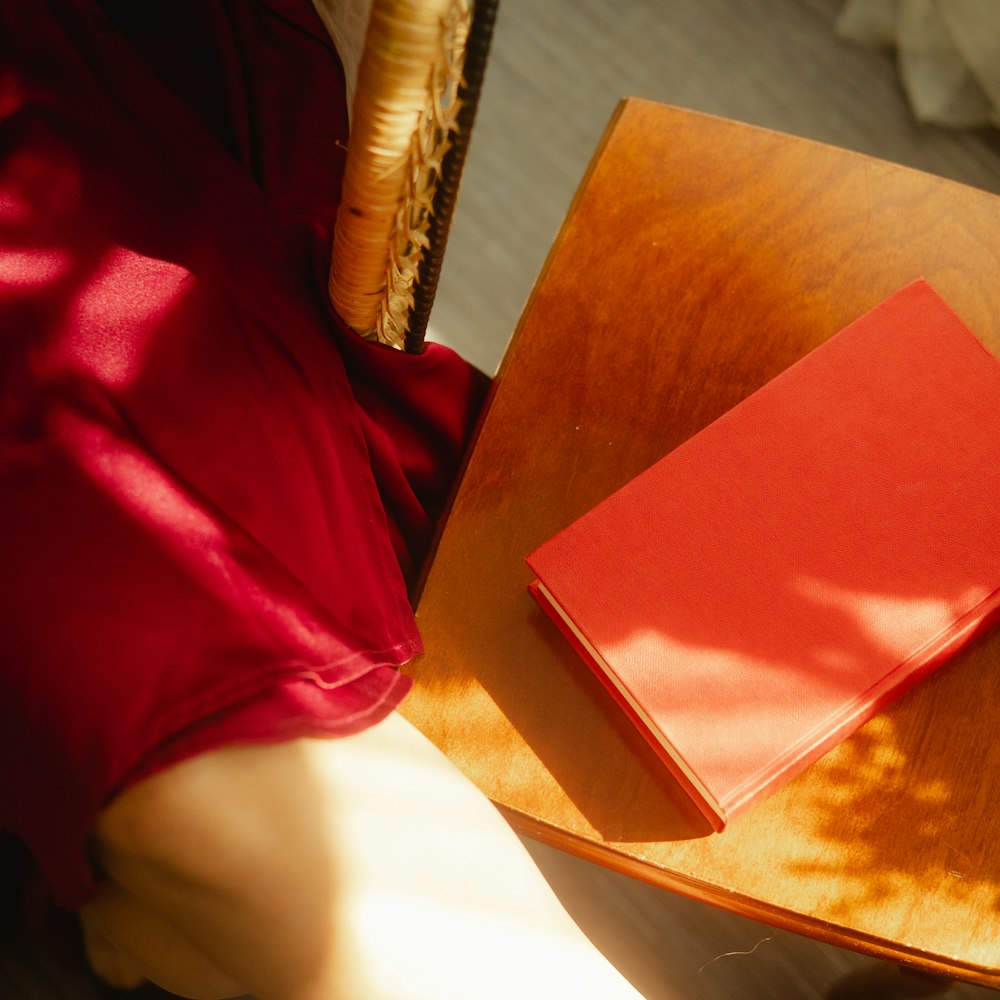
[405,98,1000,988]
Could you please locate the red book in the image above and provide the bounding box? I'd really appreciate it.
[526,280,1000,831]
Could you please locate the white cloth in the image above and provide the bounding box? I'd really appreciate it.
[837,0,1000,128]
[310,0,374,119]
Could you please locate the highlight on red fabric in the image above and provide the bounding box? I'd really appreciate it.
[0,0,487,908]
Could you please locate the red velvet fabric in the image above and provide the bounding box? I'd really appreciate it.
[0,0,488,908]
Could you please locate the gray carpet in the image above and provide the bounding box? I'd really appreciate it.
[429,0,1000,374]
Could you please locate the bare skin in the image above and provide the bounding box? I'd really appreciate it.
[80,713,647,1000]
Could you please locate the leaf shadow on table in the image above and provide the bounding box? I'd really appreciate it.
[778,629,1000,946]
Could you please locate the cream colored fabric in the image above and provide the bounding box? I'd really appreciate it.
[837,0,1000,128]
[310,0,374,117]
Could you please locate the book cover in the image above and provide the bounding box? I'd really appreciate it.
[526,279,1000,829]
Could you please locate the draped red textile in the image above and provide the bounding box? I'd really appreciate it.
[0,0,488,908]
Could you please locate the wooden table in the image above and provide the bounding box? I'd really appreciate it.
[402,99,1000,989]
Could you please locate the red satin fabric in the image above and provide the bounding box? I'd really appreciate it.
[0,0,488,907]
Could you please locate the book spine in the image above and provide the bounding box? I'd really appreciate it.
[528,581,726,833]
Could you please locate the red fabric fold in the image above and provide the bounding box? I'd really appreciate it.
[0,0,487,907]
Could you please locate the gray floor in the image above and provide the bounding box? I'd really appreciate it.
[428,0,1000,997]
[429,0,1000,374]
